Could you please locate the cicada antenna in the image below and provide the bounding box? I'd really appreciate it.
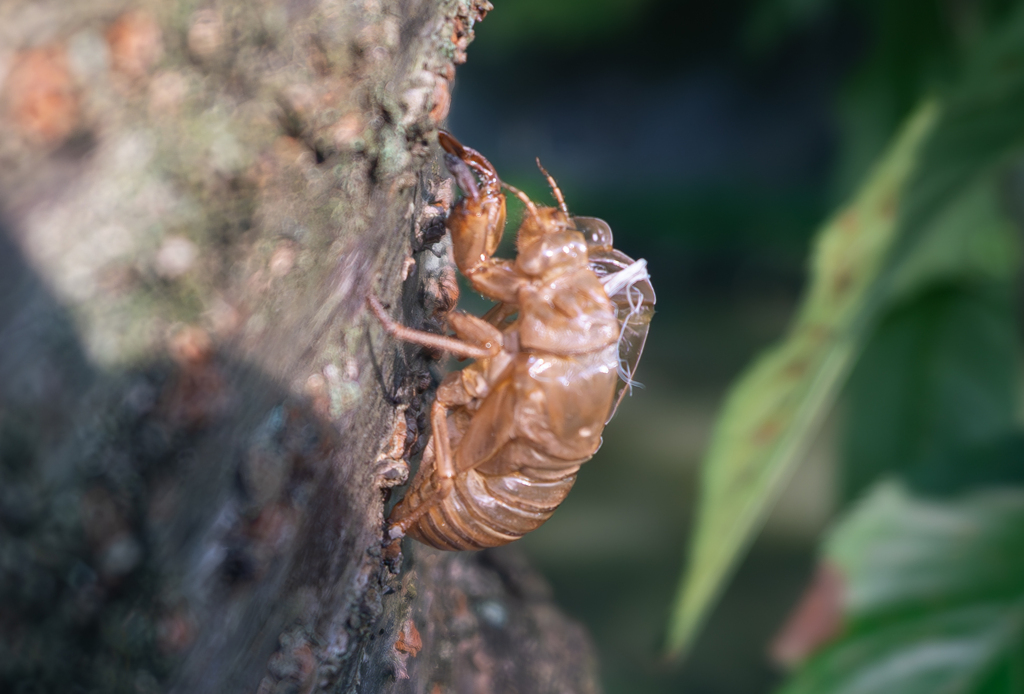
[502,181,539,218]
[535,158,570,217]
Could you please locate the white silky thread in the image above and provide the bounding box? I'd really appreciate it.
[599,259,651,393]
[600,258,649,297]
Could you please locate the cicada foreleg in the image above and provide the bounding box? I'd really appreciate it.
[438,131,507,278]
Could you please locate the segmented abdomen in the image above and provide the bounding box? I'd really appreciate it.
[392,348,618,550]
[406,466,579,551]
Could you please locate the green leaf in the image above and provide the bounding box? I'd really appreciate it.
[780,602,1024,694]
[843,284,1020,500]
[889,8,1024,276]
[884,173,1020,302]
[833,484,1024,614]
[664,102,939,659]
[667,4,1024,659]
[779,482,1024,694]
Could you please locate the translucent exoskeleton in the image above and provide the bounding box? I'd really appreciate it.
[368,132,655,550]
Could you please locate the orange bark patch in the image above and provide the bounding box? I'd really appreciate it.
[162,326,228,428]
[292,643,317,683]
[168,325,213,365]
[329,113,365,150]
[5,46,80,143]
[107,10,163,79]
[451,18,469,64]
[394,618,423,657]
[429,76,451,123]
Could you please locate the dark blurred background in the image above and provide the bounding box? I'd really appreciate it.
[446,1,945,692]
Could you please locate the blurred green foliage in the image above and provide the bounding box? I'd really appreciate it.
[458,0,835,279]
[667,99,939,660]
[781,482,1024,693]
[747,0,1023,197]
[472,0,656,48]
[843,285,1019,500]
[672,0,1024,689]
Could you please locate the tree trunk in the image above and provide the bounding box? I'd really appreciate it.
[0,1,600,692]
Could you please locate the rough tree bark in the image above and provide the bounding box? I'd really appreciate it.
[0,1,600,692]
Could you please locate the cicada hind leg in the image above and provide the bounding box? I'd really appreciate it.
[387,396,515,552]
